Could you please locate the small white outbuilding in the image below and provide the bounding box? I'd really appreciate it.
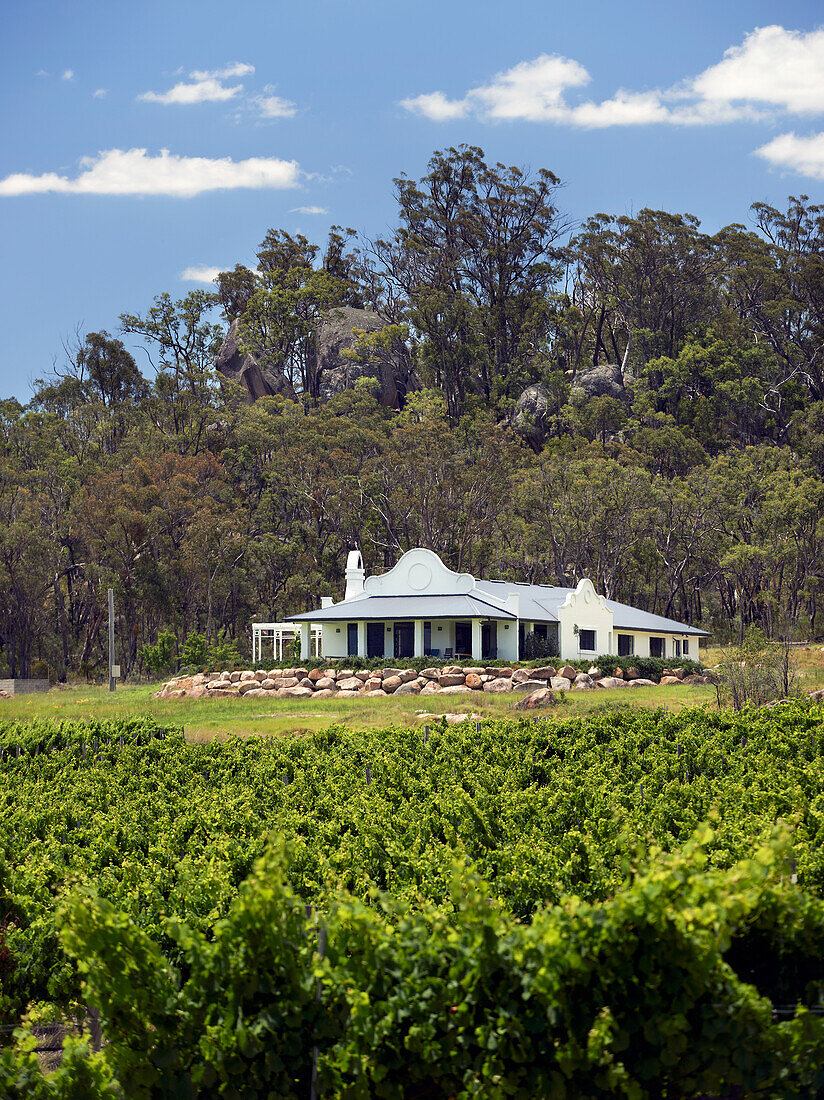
[287,548,707,663]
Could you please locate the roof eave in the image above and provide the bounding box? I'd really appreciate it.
[613,623,710,636]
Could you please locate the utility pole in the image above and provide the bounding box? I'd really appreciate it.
[108,588,116,692]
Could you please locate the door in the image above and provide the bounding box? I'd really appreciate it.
[347,622,358,657]
[394,622,414,659]
[454,621,471,656]
[481,621,497,659]
[367,622,384,658]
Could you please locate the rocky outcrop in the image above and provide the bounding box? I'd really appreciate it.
[511,383,551,451]
[315,306,418,408]
[571,363,628,402]
[215,306,419,408]
[215,319,296,404]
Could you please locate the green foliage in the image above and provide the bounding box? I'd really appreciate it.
[205,635,243,671]
[0,1037,116,1098]
[593,654,703,679]
[59,842,326,1098]
[318,835,824,1098]
[138,630,176,677]
[7,178,824,682]
[2,706,824,1018]
[521,630,559,660]
[178,630,208,669]
[11,831,824,1097]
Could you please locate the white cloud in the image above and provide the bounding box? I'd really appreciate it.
[401,25,824,140]
[400,90,468,121]
[61,69,74,81]
[755,131,824,179]
[191,62,254,81]
[252,93,298,118]
[473,54,589,121]
[139,62,255,105]
[567,90,672,129]
[92,88,107,99]
[180,265,223,283]
[290,205,327,214]
[0,147,301,198]
[691,26,824,115]
[140,78,242,105]
[402,55,588,123]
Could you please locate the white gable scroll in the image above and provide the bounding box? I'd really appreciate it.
[363,548,476,597]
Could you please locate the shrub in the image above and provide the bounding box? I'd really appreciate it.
[521,631,559,660]
[714,631,799,711]
[594,654,704,679]
[138,630,176,678]
[205,636,242,671]
[178,631,209,670]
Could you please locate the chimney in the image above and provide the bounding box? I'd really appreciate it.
[344,549,365,600]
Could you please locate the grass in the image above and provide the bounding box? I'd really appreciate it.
[2,680,716,740]
[5,644,820,739]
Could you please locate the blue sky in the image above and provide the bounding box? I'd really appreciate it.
[1,0,822,400]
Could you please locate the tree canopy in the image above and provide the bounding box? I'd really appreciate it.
[3,147,824,678]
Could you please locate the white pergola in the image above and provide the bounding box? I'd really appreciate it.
[252,621,323,663]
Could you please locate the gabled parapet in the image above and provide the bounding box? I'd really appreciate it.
[557,578,613,660]
[363,548,475,597]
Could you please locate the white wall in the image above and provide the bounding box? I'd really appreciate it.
[321,622,349,659]
[497,621,518,662]
[363,548,475,598]
[556,580,614,660]
[607,630,694,663]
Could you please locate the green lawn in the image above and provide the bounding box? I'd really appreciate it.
[8,642,822,739]
[1,680,718,740]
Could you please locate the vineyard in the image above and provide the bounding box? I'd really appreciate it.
[2,705,824,1097]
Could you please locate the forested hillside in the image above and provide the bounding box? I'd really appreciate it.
[2,146,823,680]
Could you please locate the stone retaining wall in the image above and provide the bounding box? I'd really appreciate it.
[155,663,714,700]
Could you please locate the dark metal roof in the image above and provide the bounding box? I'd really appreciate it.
[607,600,709,636]
[288,593,517,623]
[475,579,707,635]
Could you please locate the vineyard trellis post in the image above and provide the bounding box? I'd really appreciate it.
[307,905,326,1100]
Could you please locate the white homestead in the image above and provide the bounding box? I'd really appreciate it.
[288,548,706,662]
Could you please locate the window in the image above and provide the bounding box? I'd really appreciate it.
[617,634,634,657]
[649,637,664,659]
[682,638,689,656]
[579,629,596,651]
[675,639,682,658]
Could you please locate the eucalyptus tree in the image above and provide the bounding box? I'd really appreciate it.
[567,209,723,371]
[370,145,568,417]
[720,196,824,400]
[120,290,225,454]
